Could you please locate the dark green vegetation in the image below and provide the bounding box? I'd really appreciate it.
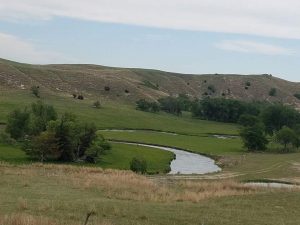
[5,101,111,163]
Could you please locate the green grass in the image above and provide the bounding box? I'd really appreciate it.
[1,164,300,225]
[98,130,243,155]
[98,143,174,174]
[0,90,238,135]
[0,142,173,174]
[0,144,30,164]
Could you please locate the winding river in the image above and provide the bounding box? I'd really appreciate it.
[114,141,221,175]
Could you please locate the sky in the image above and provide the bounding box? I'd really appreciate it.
[0,0,299,81]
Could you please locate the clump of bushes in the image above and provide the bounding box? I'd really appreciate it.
[130,157,147,174]
[5,101,110,163]
[136,99,160,113]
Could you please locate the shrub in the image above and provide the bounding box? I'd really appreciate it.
[31,86,40,98]
[93,100,101,109]
[245,81,251,87]
[294,93,300,100]
[207,85,216,93]
[77,95,84,100]
[125,89,130,93]
[130,157,147,174]
[104,86,110,91]
[72,93,77,98]
[269,88,277,96]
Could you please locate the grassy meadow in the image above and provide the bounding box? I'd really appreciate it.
[1,163,300,225]
[1,88,300,224]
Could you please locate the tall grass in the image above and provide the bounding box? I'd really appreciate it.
[0,163,259,203]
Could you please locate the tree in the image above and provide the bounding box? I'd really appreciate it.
[23,131,59,162]
[29,101,57,136]
[31,86,40,98]
[158,97,182,116]
[130,157,147,174]
[261,104,300,135]
[238,114,259,127]
[136,99,160,113]
[275,126,298,152]
[6,109,30,140]
[240,123,269,151]
[85,135,111,163]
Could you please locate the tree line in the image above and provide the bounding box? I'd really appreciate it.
[136,95,300,152]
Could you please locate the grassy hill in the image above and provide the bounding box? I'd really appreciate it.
[1,58,300,107]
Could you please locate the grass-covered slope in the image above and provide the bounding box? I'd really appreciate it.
[1,58,300,106]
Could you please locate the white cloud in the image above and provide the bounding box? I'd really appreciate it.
[215,40,294,56]
[0,0,300,39]
[0,32,70,64]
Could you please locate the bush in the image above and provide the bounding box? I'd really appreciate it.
[130,157,147,174]
[245,81,251,87]
[207,85,216,93]
[104,86,110,91]
[77,95,84,100]
[240,123,269,151]
[294,93,300,100]
[93,100,101,109]
[31,86,40,98]
[125,89,130,93]
[269,88,277,96]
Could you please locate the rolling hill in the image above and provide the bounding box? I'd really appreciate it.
[1,58,300,107]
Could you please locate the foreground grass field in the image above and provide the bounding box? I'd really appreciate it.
[1,163,300,225]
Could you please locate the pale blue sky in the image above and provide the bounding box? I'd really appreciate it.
[0,0,299,81]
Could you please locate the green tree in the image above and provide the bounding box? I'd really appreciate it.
[29,101,57,136]
[238,114,259,127]
[275,126,298,152]
[240,123,269,151]
[261,104,300,135]
[23,131,59,162]
[6,109,30,140]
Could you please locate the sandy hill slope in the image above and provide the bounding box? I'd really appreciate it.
[0,58,299,106]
